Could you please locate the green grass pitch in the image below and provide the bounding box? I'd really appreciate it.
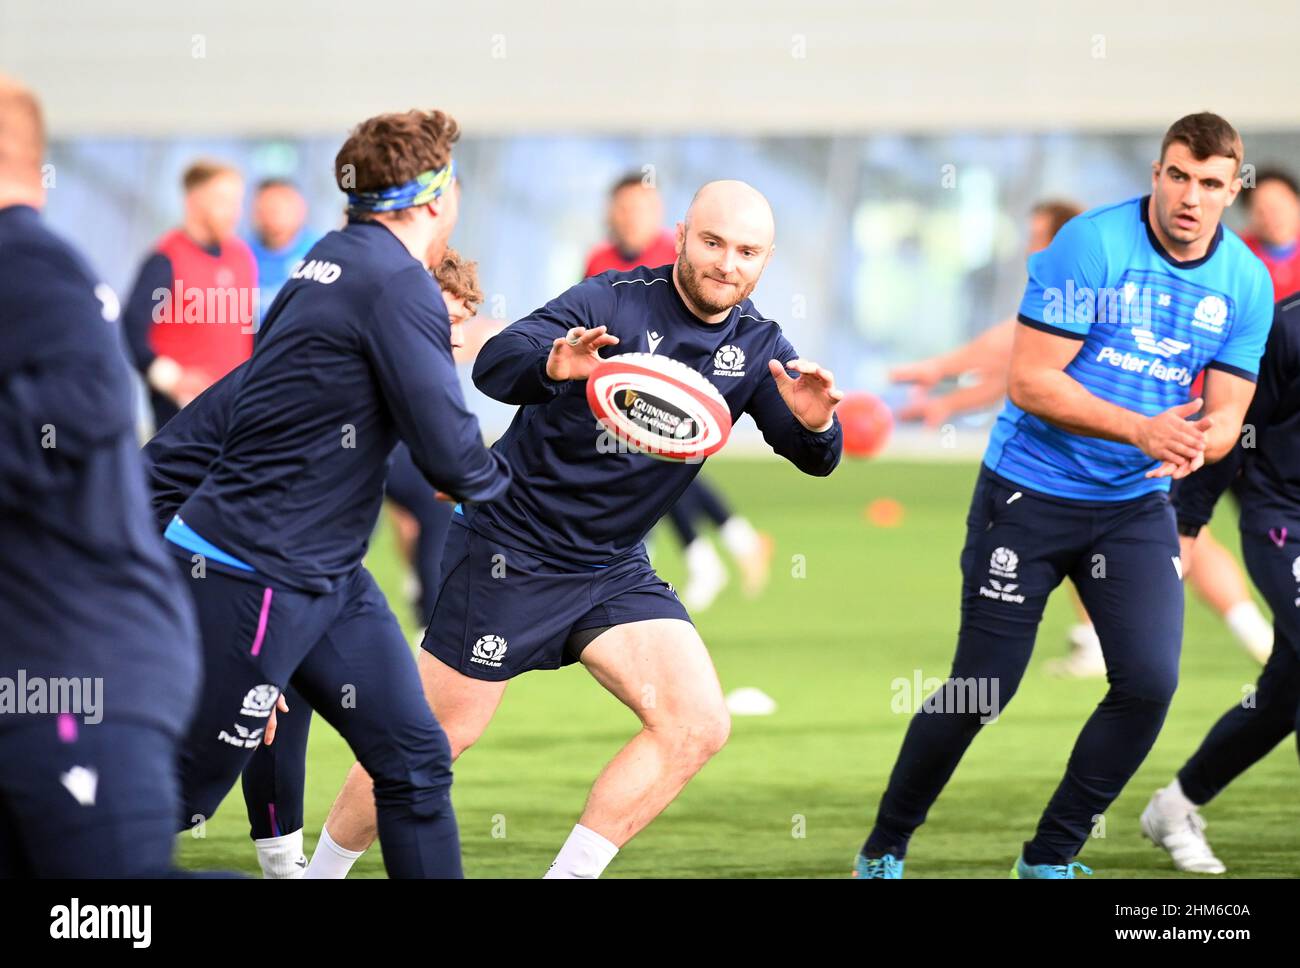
[174,458,1297,878]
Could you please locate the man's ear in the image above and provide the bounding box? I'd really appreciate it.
[1150,159,1161,189]
[1225,176,1243,207]
[674,221,685,253]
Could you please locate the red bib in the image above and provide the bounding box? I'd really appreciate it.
[150,229,257,381]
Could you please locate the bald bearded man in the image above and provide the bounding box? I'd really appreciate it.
[306,180,844,880]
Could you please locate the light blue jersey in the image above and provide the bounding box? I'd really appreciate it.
[984,195,1273,501]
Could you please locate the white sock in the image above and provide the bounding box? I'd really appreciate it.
[304,825,366,880]
[543,823,619,879]
[682,538,727,610]
[1068,622,1102,655]
[685,537,726,579]
[1161,777,1201,813]
[1224,601,1273,660]
[254,828,307,879]
[719,516,760,558]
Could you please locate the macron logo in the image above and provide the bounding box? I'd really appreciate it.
[60,766,98,806]
[647,331,664,354]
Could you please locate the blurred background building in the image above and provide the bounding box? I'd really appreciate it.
[6,0,1299,441]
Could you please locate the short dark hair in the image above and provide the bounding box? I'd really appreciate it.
[335,109,460,222]
[255,176,300,194]
[182,159,240,193]
[1159,112,1244,169]
[1030,199,1084,242]
[1242,167,1300,209]
[610,171,654,197]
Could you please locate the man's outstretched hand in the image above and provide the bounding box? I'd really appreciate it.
[768,358,844,432]
[546,326,620,381]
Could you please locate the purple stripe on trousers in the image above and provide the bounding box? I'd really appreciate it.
[251,587,273,656]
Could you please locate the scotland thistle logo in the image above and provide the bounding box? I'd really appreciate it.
[713,345,746,376]
[1192,295,1228,332]
[240,684,280,718]
[471,634,509,668]
[989,547,1019,578]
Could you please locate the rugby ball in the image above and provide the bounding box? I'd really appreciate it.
[838,391,893,458]
[586,352,733,462]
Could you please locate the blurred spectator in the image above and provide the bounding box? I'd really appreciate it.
[1240,167,1300,299]
[248,177,314,320]
[582,172,677,277]
[123,159,255,430]
[890,198,1083,426]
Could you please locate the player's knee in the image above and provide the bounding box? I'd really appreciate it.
[443,723,485,761]
[371,773,454,821]
[667,706,730,765]
[1144,665,1179,705]
[369,746,454,818]
[445,734,470,761]
[1112,665,1179,706]
[698,708,731,760]
[360,723,454,812]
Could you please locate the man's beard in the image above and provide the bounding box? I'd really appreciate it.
[675,254,755,316]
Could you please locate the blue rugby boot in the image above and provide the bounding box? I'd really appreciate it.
[852,852,904,879]
[1011,855,1092,879]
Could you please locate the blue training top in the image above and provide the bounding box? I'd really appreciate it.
[985,195,1273,501]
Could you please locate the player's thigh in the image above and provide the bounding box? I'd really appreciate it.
[179,563,333,720]
[952,469,1075,680]
[293,592,452,793]
[0,720,179,876]
[240,681,312,822]
[270,680,312,763]
[417,649,507,753]
[1072,494,1183,700]
[1241,530,1300,661]
[176,563,339,808]
[580,619,727,731]
[422,525,593,678]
